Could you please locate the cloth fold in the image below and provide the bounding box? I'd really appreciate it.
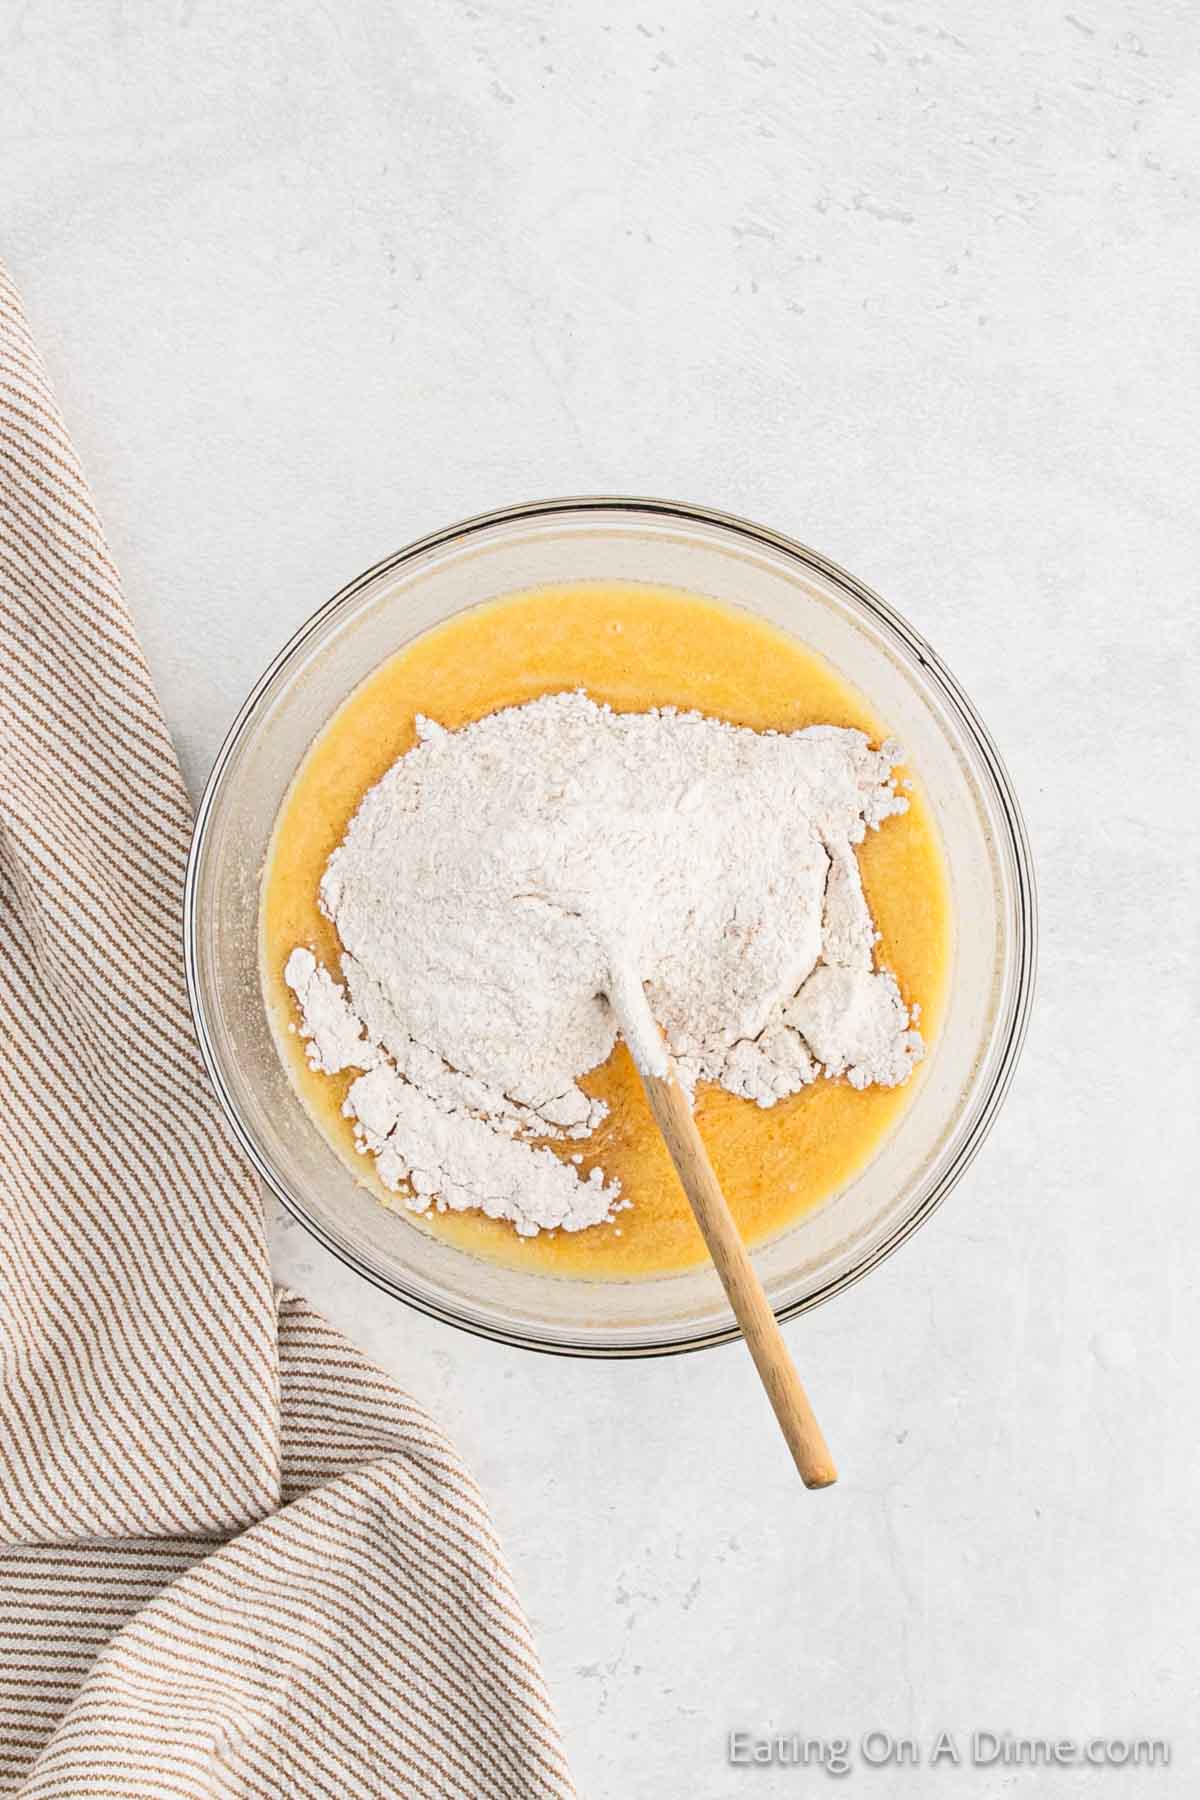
[0,263,573,1798]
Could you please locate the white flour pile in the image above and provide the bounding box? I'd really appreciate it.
[285,691,923,1237]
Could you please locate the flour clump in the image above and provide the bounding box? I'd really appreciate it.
[286,691,923,1236]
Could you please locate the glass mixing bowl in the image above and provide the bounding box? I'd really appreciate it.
[184,498,1035,1356]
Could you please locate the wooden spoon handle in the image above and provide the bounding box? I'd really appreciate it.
[640,1064,838,1490]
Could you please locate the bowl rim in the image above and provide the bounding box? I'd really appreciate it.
[184,495,1038,1358]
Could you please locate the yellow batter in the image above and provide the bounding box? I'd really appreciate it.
[262,582,951,1280]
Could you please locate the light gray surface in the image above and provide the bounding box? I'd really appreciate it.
[7,3,1199,1795]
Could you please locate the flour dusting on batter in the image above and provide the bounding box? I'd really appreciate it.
[286,691,923,1236]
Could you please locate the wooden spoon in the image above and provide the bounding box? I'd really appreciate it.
[607,976,837,1490]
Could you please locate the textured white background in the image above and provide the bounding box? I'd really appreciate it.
[6,2,1199,1794]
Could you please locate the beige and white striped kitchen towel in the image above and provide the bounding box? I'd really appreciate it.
[0,262,575,1799]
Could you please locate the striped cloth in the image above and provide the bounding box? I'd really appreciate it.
[0,263,574,1799]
